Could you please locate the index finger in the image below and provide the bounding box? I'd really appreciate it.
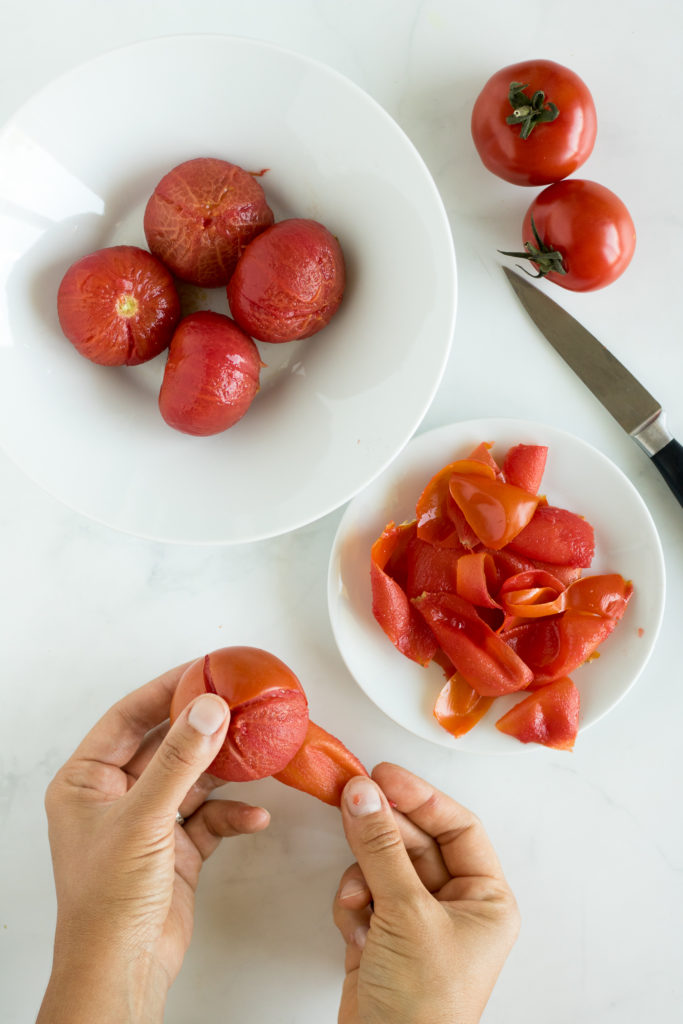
[372,762,504,882]
[71,661,193,768]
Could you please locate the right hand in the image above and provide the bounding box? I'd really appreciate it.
[333,763,520,1024]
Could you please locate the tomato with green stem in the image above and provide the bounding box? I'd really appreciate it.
[471,59,597,186]
[502,179,636,292]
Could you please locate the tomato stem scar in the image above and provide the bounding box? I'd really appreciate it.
[115,293,138,318]
[505,82,559,139]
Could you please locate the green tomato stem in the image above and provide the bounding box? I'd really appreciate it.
[499,215,567,278]
[506,82,559,139]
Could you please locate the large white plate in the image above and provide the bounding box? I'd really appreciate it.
[0,35,456,543]
[328,419,665,753]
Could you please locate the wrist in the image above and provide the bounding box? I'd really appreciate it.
[38,930,169,1024]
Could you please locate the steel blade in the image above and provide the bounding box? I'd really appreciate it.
[503,267,660,436]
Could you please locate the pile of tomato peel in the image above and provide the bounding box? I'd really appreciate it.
[370,441,633,750]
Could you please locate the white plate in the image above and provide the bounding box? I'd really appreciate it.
[0,35,456,543]
[328,418,665,753]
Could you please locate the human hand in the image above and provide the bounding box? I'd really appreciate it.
[333,764,520,1024]
[38,663,270,1024]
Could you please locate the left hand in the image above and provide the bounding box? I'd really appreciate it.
[38,663,270,1024]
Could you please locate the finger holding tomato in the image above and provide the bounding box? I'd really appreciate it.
[503,179,636,292]
[471,59,597,186]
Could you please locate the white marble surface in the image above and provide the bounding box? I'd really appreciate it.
[1,3,682,1022]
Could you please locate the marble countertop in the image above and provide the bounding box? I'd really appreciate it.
[1,3,682,1022]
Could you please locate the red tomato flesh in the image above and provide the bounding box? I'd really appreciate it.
[143,157,274,287]
[57,245,180,366]
[433,671,494,738]
[170,647,309,782]
[227,218,345,343]
[159,311,261,436]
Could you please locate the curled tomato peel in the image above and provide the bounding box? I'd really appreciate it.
[448,474,540,550]
[433,671,494,738]
[371,522,438,666]
[369,440,633,749]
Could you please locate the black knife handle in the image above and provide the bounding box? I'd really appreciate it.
[651,438,683,508]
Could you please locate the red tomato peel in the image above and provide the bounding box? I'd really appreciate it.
[369,440,633,749]
[495,677,580,750]
[371,523,439,666]
[448,474,540,550]
[273,720,368,807]
[413,592,533,697]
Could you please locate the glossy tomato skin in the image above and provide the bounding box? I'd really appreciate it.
[57,245,180,365]
[170,646,309,782]
[523,179,636,291]
[159,311,261,435]
[471,59,597,186]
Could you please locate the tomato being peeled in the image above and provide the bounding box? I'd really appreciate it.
[471,59,597,186]
[504,179,636,291]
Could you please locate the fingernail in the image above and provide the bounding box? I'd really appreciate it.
[339,879,369,902]
[353,925,369,949]
[187,694,228,736]
[344,776,382,816]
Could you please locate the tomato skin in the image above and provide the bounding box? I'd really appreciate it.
[471,59,597,186]
[523,179,636,291]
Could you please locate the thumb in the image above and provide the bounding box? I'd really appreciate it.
[129,693,230,820]
[341,775,422,905]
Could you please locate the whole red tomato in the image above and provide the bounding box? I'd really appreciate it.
[504,179,636,291]
[57,245,180,365]
[144,157,274,288]
[159,311,262,435]
[227,218,345,343]
[471,59,597,186]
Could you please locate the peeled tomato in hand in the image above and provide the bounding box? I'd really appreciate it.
[57,245,180,366]
[227,217,345,343]
[159,311,261,436]
[143,157,274,287]
[170,646,309,781]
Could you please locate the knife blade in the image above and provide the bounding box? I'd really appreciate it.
[503,266,683,508]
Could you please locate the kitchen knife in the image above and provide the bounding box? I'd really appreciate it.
[503,266,683,508]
